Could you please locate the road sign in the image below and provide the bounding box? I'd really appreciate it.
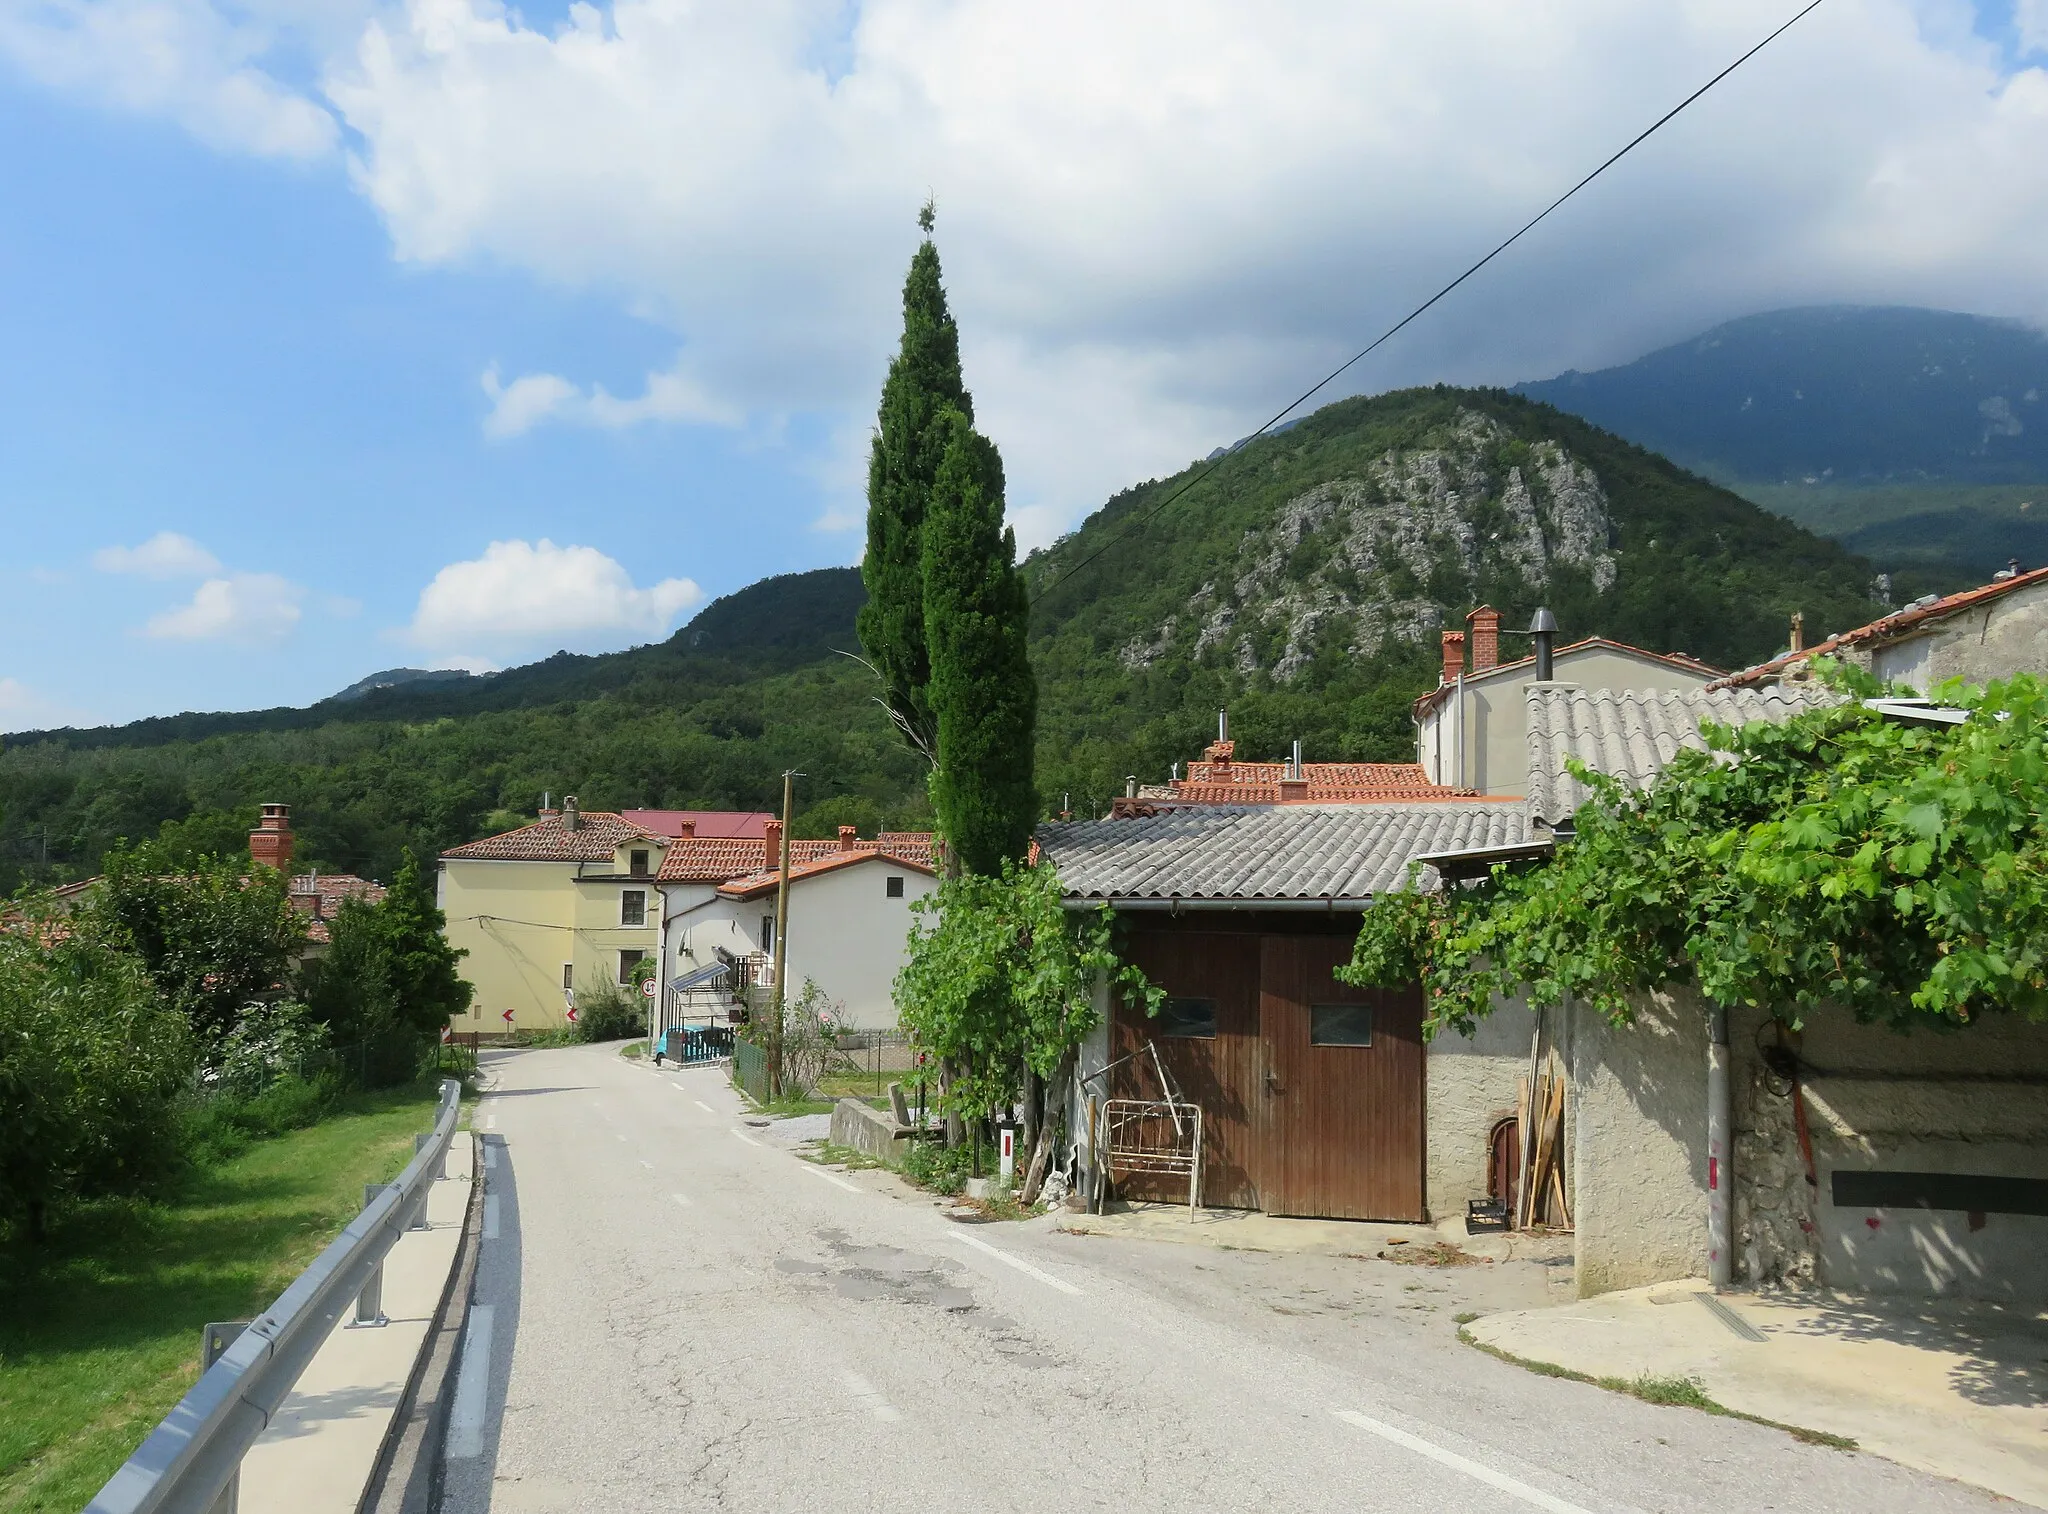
[500,1008,514,1025]
[439,1025,453,1045]
[565,1003,579,1023]
[641,978,656,997]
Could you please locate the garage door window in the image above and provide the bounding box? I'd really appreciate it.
[1158,996,1217,1039]
[1310,1003,1373,1046]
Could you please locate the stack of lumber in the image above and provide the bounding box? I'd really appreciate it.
[1516,1049,1572,1231]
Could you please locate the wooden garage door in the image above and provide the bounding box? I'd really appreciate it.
[1113,928,1262,1209]
[1258,934,1425,1221]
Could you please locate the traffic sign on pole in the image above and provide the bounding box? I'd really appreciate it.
[641,978,656,998]
[500,1008,514,1025]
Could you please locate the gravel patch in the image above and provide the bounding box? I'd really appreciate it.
[760,1112,834,1147]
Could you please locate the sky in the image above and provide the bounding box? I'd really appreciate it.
[3,0,2048,730]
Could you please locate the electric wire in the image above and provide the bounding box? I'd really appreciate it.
[1028,0,1829,606]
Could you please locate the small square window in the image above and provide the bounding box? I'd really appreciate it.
[629,849,650,877]
[886,875,905,899]
[1310,1003,1373,1046]
[617,948,645,985]
[621,889,647,927]
[561,963,575,991]
[1158,996,1217,1039]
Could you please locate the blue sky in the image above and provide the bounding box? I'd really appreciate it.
[2,0,2046,729]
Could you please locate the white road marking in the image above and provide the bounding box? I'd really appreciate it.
[841,1371,901,1423]
[482,1194,501,1240]
[948,1232,1082,1296]
[802,1164,861,1194]
[1332,1410,1595,1514]
[730,1128,760,1147]
[483,1143,498,1170]
[638,1159,654,1170]
[483,1110,497,1131]
[615,1133,628,1143]
[693,1100,716,1114]
[446,1305,495,1460]
[671,1192,693,1209]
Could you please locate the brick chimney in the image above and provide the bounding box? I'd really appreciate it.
[1441,630,1467,685]
[1466,606,1501,673]
[838,825,858,852]
[763,819,783,872]
[249,803,294,874]
[676,819,696,840]
[561,795,579,831]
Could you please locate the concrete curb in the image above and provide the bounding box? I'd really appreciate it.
[358,1132,486,1514]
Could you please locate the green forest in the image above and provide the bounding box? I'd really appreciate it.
[0,386,1897,892]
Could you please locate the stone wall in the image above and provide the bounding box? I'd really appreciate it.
[1424,1000,1537,1220]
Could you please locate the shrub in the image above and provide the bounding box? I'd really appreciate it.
[179,1074,340,1167]
[0,914,195,1240]
[573,979,644,1043]
[212,999,332,1100]
[901,1138,973,1196]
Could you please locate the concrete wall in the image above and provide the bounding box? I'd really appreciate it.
[1865,580,2048,693]
[1732,1006,2048,1301]
[1423,999,1537,1220]
[1570,989,1710,1296]
[1418,646,1712,794]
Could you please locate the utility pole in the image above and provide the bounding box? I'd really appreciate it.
[768,770,800,1100]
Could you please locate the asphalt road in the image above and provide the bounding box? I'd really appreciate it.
[444,1044,2002,1514]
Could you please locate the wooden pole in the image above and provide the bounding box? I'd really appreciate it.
[769,769,796,1101]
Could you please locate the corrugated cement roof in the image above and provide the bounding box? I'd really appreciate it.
[1039,802,1531,904]
[1525,683,1841,827]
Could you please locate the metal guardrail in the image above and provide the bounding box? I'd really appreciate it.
[86,1079,465,1514]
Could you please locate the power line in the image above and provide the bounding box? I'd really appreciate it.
[1029,0,1829,606]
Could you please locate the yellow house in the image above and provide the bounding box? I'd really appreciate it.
[437,798,666,1034]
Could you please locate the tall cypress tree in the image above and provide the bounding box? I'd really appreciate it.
[858,206,970,762]
[922,407,1038,876]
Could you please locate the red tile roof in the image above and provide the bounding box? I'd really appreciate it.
[1413,637,1723,718]
[1166,760,1469,805]
[441,810,664,863]
[657,832,937,884]
[619,809,774,839]
[1709,565,2048,690]
[290,873,386,945]
[716,848,939,900]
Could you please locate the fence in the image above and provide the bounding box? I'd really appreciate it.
[85,1079,463,1514]
[732,1036,770,1105]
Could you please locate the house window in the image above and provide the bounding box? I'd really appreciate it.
[617,949,645,985]
[629,849,650,877]
[886,875,905,899]
[621,889,647,927]
[760,915,775,952]
[1158,996,1217,1039]
[1310,1003,1373,1047]
[561,963,575,991]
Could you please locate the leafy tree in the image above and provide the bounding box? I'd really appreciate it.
[858,208,972,764]
[376,851,473,1033]
[923,408,1039,875]
[0,910,194,1240]
[90,842,305,1049]
[1342,666,2048,1036]
[895,861,1159,1140]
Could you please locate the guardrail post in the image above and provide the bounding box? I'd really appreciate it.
[199,1322,250,1513]
[351,1185,391,1327]
[416,1130,448,1182]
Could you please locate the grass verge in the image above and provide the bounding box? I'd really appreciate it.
[0,1080,449,1512]
[1457,1330,1858,1451]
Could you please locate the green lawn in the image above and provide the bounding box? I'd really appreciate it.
[0,1082,449,1513]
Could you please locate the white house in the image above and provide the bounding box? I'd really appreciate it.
[655,824,937,1034]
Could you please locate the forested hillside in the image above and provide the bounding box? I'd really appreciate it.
[0,387,1887,890]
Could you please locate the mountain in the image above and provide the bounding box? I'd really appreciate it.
[1516,307,2048,582]
[0,389,1883,887]
[327,667,480,702]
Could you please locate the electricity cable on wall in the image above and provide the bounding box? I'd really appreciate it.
[1028,0,1829,606]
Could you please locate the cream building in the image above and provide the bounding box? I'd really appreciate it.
[438,799,666,1034]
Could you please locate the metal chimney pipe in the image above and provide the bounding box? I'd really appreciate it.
[1218,709,1228,743]
[1529,607,1558,681]
[1290,739,1302,780]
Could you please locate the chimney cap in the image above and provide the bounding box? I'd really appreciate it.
[1527,607,1558,634]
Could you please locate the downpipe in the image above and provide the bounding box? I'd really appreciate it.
[1707,1008,1731,1289]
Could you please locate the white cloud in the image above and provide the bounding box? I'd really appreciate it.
[143,572,305,641]
[93,530,223,579]
[406,538,701,660]
[2020,0,2048,55]
[481,358,742,439]
[0,676,98,731]
[0,0,339,158]
[17,1,2048,543]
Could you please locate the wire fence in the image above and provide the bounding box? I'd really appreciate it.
[732,1036,770,1105]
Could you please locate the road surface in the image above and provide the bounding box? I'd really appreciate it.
[445,1044,2000,1513]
